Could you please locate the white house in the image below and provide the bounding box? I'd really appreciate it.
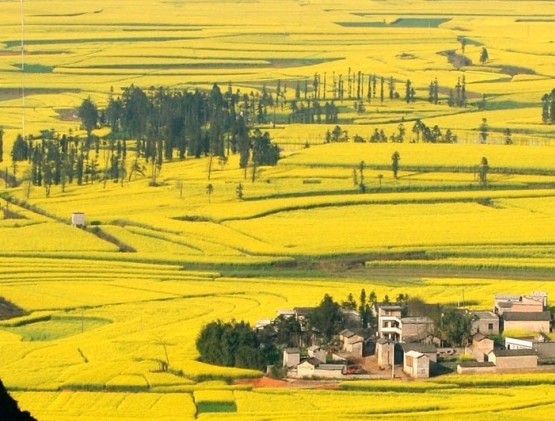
[71,211,86,227]
[403,350,430,378]
[283,348,300,368]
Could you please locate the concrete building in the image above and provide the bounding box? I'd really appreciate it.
[283,348,300,368]
[400,343,437,363]
[401,316,434,342]
[494,292,547,315]
[307,345,327,364]
[71,211,86,227]
[502,311,551,334]
[375,338,394,369]
[505,334,555,364]
[465,333,494,362]
[488,349,538,370]
[403,351,430,378]
[375,304,403,341]
[471,311,500,336]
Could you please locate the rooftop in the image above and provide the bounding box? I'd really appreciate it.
[401,343,437,354]
[492,349,537,357]
[503,311,551,322]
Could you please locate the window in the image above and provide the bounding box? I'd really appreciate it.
[488,323,494,331]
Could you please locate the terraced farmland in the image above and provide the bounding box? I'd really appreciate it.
[0,0,554,420]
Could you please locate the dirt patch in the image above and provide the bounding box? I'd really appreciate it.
[235,376,339,389]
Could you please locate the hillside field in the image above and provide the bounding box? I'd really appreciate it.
[0,0,555,420]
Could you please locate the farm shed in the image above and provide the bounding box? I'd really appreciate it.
[488,349,538,370]
[502,311,551,334]
[283,348,300,368]
[403,350,430,378]
[71,211,85,227]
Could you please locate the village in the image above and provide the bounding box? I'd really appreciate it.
[256,291,555,380]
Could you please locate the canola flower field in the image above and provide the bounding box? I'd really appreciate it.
[0,0,555,419]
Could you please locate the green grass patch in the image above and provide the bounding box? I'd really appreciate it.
[196,401,237,413]
[3,315,111,341]
[12,63,54,73]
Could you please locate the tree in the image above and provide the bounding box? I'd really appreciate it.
[206,183,214,203]
[11,134,28,162]
[436,307,474,347]
[308,294,344,342]
[78,97,99,139]
[479,156,489,186]
[0,128,3,162]
[196,320,278,370]
[391,151,400,178]
[480,47,489,65]
[479,118,489,143]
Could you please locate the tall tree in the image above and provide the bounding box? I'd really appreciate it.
[391,151,400,178]
[480,47,489,65]
[78,97,99,139]
[0,128,3,162]
[309,294,344,342]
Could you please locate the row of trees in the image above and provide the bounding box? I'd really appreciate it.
[11,131,129,196]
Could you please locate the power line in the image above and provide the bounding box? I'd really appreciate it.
[20,0,25,136]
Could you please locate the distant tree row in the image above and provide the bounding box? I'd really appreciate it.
[11,130,128,196]
[326,121,457,144]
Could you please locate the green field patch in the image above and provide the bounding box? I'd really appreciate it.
[4,37,188,48]
[3,315,111,341]
[196,401,237,413]
[12,63,54,73]
[337,18,450,28]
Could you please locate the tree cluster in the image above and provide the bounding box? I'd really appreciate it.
[196,320,279,370]
[11,130,127,196]
[541,89,555,124]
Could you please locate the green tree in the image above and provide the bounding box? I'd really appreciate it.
[391,151,400,178]
[11,134,28,162]
[78,97,99,139]
[436,307,474,347]
[206,183,214,203]
[479,156,489,186]
[308,294,344,342]
[480,47,489,65]
[479,118,489,143]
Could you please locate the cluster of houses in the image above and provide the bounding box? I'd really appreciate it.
[266,291,554,380]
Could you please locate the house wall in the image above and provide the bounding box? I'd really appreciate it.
[503,320,550,333]
[376,342,393,368]
[297,363,315,378]
[401,322,434,341]
[403,355,429,378]
[283,352,300,368]
[472,318,500,335]
[346,341,363,357]
[491,355,538,370]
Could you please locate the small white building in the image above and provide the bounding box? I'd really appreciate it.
[71,212,86,228]
[403,350,430,379]
[283,348,300,368]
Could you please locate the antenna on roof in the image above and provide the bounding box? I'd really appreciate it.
[20,0,25,136]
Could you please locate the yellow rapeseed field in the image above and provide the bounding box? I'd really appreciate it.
[1,0,555,420]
